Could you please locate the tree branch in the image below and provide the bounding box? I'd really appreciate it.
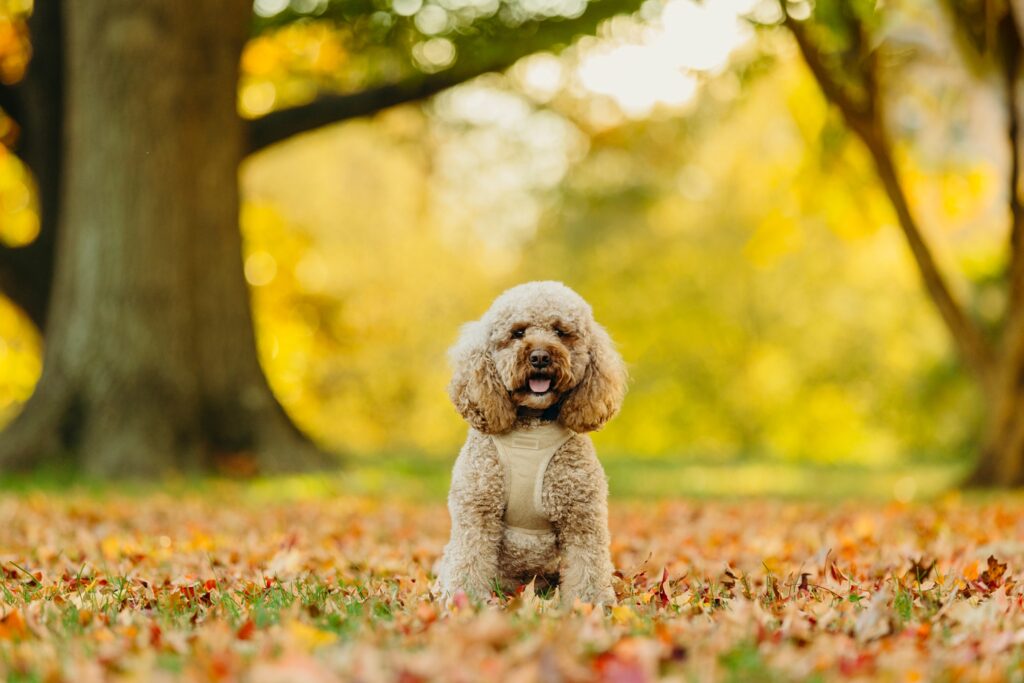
[784,16,871,131]
[861,130,995,383]
[247,71,466,153]
[247,0,641,153]
[785,12,996,384]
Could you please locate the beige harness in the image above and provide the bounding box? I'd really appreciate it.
[491,422,573,534]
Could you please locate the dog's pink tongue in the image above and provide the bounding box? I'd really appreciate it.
[528,378,551,393]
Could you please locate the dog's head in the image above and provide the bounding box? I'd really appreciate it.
[447,281,627,434]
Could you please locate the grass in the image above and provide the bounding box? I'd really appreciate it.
[322,455,968,502]
[0,455,968,503]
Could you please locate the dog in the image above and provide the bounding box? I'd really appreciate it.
[436,281,627,605]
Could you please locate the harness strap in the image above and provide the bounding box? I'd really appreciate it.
[491,422,573,533]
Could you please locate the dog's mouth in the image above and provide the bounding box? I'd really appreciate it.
[513,371,564,409]
[525,374,553,395]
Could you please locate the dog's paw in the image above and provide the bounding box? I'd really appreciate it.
[438,576,495,605]
[585,587,617,608]
[562,584,616,609]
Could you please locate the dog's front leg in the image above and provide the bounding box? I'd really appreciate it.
[557,513,615,606]
[438,437,506,601]
[545,442,616,607]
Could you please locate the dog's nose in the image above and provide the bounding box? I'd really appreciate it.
[529,349,551,368]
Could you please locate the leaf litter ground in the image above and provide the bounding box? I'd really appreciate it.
[1,490,1024,682]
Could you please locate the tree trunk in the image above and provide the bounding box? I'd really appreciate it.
[969,398,1024,487]
[0,0,331,477]
[968,342,1024,486]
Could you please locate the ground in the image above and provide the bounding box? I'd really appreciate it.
[0,477,1023,682]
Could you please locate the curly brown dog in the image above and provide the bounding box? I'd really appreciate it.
[437,281,627,606]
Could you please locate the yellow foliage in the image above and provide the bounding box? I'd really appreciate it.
[238,23,351,118]
[610,604,637,626]
[0,147,38,246]
[286,619,338,649]
[743,209,802,268]
[0,295,39,424]
[0,28,989,468]
[0,14,29,85]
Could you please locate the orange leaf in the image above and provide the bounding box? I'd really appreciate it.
[0,609,27,640]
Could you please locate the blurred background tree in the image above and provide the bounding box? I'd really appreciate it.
[0,0,1017,489]
[0,0,638,477]
[779,0,1024,485]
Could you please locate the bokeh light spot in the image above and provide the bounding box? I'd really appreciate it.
[393,0,424,16]
[240,82,278,117]
[253,0,290,18]
[245,251,278,287]
[412,38,456,72]
[414,5,451,35]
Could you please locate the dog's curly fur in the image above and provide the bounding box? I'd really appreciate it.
[437,281,627,605]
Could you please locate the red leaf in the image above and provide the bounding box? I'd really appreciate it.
[656,568,670,608]
[593,651,647,683]
[838,653,876,676]
[236,619,256,641]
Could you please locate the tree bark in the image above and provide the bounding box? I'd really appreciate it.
[0,0,330,477]
[965,9,1024,487]
[969,350,1024,486]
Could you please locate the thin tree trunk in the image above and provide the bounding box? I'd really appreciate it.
[968,11,1024,487]
[785,13,1014,485]
[857,125,995,387]
[0,0,330,477]
[970,386,1024,486]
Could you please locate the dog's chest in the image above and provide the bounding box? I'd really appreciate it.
[491,423,572,533]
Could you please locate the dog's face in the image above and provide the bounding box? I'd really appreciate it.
[491,313,586,412]
[448,281,627,434]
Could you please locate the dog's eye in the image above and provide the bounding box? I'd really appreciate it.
[511,328,525,339]
[554,327,569,338]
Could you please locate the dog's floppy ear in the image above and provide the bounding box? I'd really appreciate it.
[447,321,517,434]
[559,322,627,433]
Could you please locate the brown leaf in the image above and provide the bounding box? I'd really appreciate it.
[980,555,1008,590]
[904,558,936,585]
[823,549,849,584]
